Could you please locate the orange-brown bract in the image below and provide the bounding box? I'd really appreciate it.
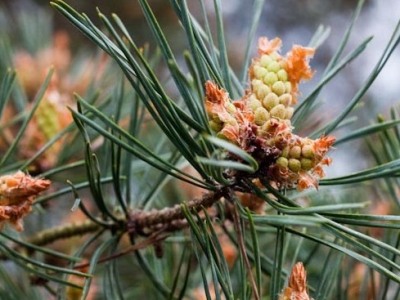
[0,171,50,231]
[279,262,311,300]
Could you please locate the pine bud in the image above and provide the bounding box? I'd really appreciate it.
[254,107,270,125]
[267,61,281,72]
[276,157,289,168]
[260,54,273,68]
[270,104,286,119]
[284,82,292,94]
[289,146,302,159]
[301,144,315,158]
[277,69,288,81]
[254,65,268,79]
[272,81,286,96]
[288,158,301,172]
[300,158,313,171]
[247,96,262,111]
[36,99,60,140]
[251,79,264,90]
[256,85,271,100]
[278,93,292,106]
[262,93,279,110]
[263,72,278,86]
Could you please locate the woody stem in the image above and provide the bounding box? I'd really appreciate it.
[2,187,228,258]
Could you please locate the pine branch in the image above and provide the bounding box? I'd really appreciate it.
[0,187,229,261]
[128,186,228,235]
[26,219,101,247]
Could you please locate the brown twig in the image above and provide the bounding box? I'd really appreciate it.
[1,187,228,260]
[72,194,226,270]
[128,187,227,235]
[0,219,102,261]
[26,219,101,247]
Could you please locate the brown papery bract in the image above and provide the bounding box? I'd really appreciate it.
[0,171,50,231]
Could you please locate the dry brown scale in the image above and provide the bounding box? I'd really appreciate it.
[0,171,50,231]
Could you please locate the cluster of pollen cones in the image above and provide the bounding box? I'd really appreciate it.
[205,37,335,191]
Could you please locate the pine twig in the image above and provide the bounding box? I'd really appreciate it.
[26,219,101,247]
[128,186,228,235]
[1,187,228,260]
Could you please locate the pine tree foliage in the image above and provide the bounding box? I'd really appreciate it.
[0,0,400,299]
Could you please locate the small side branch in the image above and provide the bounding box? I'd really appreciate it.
[26,219,101,247]
[1,187,228,259]
[128,187,227,235]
